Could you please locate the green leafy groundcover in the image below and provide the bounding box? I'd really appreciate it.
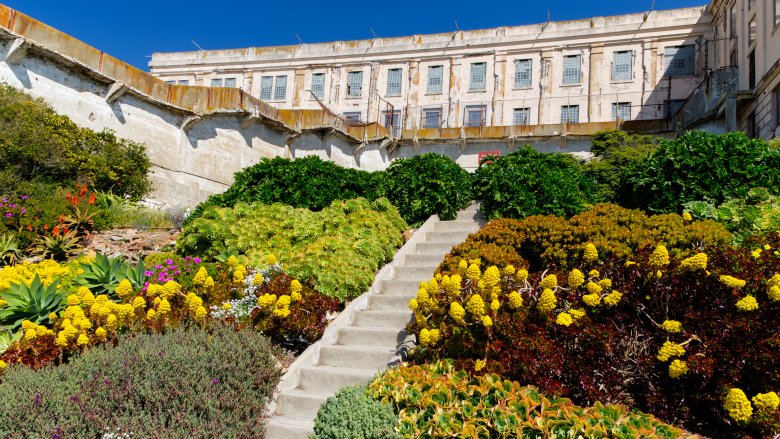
[177,197,407,301]
[0,324,279,438]
[472,147,598,220]
[685,187,780,246]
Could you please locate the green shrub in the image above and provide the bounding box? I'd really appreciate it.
[0,324,280,437]
[177,198,407,300]
[621,131,780,213]
[314,385,399,439]
[186,156,386,224]
[472,147,597,220]
[0,84,151,199]
[384,153,472,226]
[581,129,660,202]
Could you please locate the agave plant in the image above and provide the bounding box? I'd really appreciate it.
[0,329,22,355]
[32,229,82,262]
[122,257,147,290]
[0,233,21,267]
[76,252,131,297]
[0,275,65,331]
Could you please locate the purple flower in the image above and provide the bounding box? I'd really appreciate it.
[194,257,202,264]
[211,378,219,384]
[5,213,11,218]
[20,208,25,214]
[20,195,27,200]
[155,265,162,270]
[144,270,153,277]
[165,259,174,265]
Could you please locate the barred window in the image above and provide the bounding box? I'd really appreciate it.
[383,110,401,138]
[562,55,581,85]
[273,75,287,101]
[470,62,487,91]
[665,99,685,118]
[224,78,236,88]
[386,68,402,95]
[422,108,442,128]
[612,102,632,121]
[210,78,223,87]
[178,80,190,86]
[612,51,633,81]
[344,112,362,124]
[513,107,530,126]
[166,80,176,85]
[464,105,486,127]
[664,45,696,77]
[427,65,443,93]
[514,59,532,88]
[347,71,363,97]
[561,105,579,124]
[260,76,273,100]
[311,73,325,99]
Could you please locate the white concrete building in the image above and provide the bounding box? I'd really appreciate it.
[149,7,712,133]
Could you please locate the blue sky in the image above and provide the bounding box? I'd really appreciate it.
[3,0,707,70]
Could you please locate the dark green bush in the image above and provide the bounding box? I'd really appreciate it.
[314,385,399,439]
[580,129,660,202]
[185,156,386,224]
[621,131,780,213]
[0,84,152,199]
[0,324,280,438]
[384,153,472,226]
[472,147,597,220]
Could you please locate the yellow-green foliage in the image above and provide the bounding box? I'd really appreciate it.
[370,361,693,439]
[177,198,407,300]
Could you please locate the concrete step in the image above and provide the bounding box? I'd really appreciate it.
[264,415,314,439]
[405,253,445,266]
[354,310,411,328]
[380,279,423,295]
[433,220,479,233]
[276,388,331,420]
[338,326,407,347]
[369,293,416,311]
[425,230,471,243]
[393,265,437,282]
[415,242,455,254]
[319,345,395,370]
[299,365,376,393]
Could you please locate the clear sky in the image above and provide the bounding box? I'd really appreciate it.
[2,0,708,70]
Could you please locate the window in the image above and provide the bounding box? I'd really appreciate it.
[211,78,223,87]
[344,112,362,124]
[664,45,696,77]
[749,19,757,45]
[347,71,363,97]
[748,51,756,89]
[665,99,685,118]
[386,68,402,95]
[612,102,632,121]
[224,78,236,88]
[178,80,190,86]
[513,107,530,126]
[470,62,487,91]
[427,65,443,93]
[562,55,581,85]
[383,110,401,138]
[561,105,579,124]
[464,105,486,127]
[273,75,287,101]
[311,73,325,99]
[165,80,176,85]
[612,51,633,81]
[514,59,532,88]
[421,108,442,128]
[260,76,273,100]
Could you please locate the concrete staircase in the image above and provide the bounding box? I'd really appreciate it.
[264,204,484,439]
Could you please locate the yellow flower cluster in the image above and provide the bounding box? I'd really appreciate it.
[657,341,686,362]
[502,265,515,276]
[767,274,780,302]
[724,388,753,422]
[598,278,612,290]
[115,279,133,298]
[539,275,557,290]
[0,360,6,371]
[682,211,693,221]
[474,359,486,371]
[184,292,207,320]
[440,274,462,295]
[257,293,277,309]
[481,315,493,327]
[752,392,780,411]
[679,253,708,271]
[252,274,264,286]
[466,264,481,282]
[603,291,622,307]
[516,269,529,283]
[418,328,440,346]
[661,320,683,333]
[466,295,486,317]
[507,291,523,309]
[586,282,602,295]
[482,266,500,287]
[22,320,54,342]
[537,288,557,313]
[736,295,759,312]
[568,269,585,288]
[264,254,278,265]
[649,245,670,268]
[668,359,688,378]
[449,302,465,322]
[233,265,248,284]
[556,312,573,326]
[227,255,239,267]
[582,293,601,307]
[583,243,598,262]
[290,279,303,302]
[569,308,586,320]
[0,259,82,290]
[719,275,746,290]
[272,295,292,318]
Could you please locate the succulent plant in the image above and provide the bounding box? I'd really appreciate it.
[0,274,65,331]
[0,233,21,267]
[75,252,131,297]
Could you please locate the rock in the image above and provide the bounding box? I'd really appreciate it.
[109,235,126,242]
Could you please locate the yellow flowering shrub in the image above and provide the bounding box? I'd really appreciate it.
[724,389,753,422]
[668,359,688,378]
[0,259,85,291]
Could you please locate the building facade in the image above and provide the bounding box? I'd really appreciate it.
[149,7,713,135]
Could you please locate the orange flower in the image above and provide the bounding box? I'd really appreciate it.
[51,225,60,236]
[79,185,87,197]
[88,192,96,205]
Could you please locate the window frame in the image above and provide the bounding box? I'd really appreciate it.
[421,107,442,128]
[463,105,487,127]
[310,73,325,99]
[347,71,364,98]
[469,62,487,92]
[512,107,531,126]
[562,55,582,85]
[260,76,274,100]
[343,111,362,125]
[273,75,287,101]
[514,59,532,89]
[210,78,223,87]
[611,102,632,121]
[611,51,633,82]
[386,68,403,96]
[383,110,402,138]
[561,105,580,124]
[663,45,696,77]
[427,65,443,94]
